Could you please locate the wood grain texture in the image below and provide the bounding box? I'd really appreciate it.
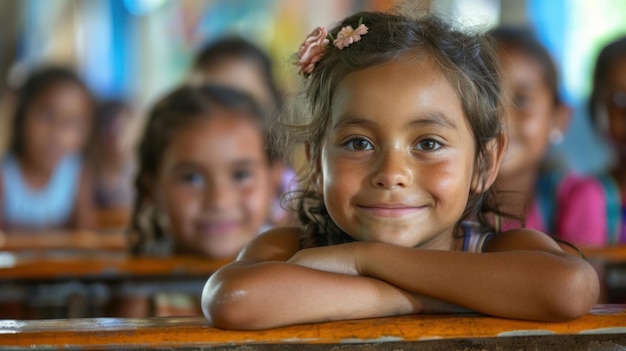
[0,305,624,349]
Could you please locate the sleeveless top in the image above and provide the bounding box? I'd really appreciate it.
[1,153,82,229]
[460,221,493,253]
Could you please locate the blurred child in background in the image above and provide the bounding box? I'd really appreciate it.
[190,37,294,226]
[93,99,135,211]
[491,28,607,247]
[588,36,626,245]
[0,66,96,231]
[113,84,282,316]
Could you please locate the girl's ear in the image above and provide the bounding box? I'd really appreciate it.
[471,133,507,193]
[305,143,323,193]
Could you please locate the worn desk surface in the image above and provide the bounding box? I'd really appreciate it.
[0,253,230,280]
[583,244,626,261]
[0,305,624,350]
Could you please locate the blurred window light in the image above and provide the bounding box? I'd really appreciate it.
[123,0,168,16]
[432,0,500,29]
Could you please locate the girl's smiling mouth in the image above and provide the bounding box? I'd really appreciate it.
[355,203,427,217]
[196,220,241,236]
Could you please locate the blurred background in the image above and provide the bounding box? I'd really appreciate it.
[0,0,625,172]
[1,0,626,320]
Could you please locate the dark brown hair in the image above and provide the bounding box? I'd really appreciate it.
[193,37,283,112]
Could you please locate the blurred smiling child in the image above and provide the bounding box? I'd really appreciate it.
[113,84,282,317]
[492,28,607,246]
[0,66,95,231]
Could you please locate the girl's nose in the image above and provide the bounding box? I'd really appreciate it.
[204,179,236,209]
[370,149,413,189]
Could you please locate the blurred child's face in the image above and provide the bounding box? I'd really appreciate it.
[199,58,273,109]
[23,82,92,169]
[154,114,273,258]
[497,47,557,177]
[605,55,626,153]
[318,56,477,249]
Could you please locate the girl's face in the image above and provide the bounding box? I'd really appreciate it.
[496,47,560,177]
[317,56,478,249]
[605,55,626,155]
[23,82,92,169]
[154,114,273,259]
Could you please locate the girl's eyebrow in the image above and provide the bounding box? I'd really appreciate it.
[333,115,376,131]
[332,112,458,130]
[408,112,458,130]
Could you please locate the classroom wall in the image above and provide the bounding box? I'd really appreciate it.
[0,0,625,172]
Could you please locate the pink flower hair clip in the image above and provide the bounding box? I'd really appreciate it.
[296,18,369,76]
[333,20,369,50]
[296,26,330,76]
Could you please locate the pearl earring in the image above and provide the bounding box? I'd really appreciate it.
[549,129,564,145]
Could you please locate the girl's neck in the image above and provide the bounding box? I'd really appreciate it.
[17,155,57,189]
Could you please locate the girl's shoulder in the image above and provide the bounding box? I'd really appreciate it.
[237,226,303,262]
[485,227,563,254]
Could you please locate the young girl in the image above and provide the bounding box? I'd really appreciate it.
[491,28,607,246]
[92,99,135,211]
[0,66,95,231]
[130,84,282,259]
[588,36,626,244]
[190,37,295,226]
[113,84,283,317]
[202,11,599,330]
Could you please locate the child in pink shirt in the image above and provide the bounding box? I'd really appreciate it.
[587,36,626,245]
[491,27,606,246]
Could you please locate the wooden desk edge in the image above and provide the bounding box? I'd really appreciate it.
[0,256,232,280]
[0,305,624,348]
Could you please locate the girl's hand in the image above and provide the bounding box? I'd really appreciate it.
[287,242,364,276]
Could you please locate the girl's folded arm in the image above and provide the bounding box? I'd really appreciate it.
[202,227,426,330]
[356,229,599,322]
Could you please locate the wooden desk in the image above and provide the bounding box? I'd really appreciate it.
[583,245,626,262]
[0,230,127,252]
[0,305,624,350]
[0,254,230,280]
[0,254,231,319]
[96,207,131,230]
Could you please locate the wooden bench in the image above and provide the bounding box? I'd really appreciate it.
[0,252,231,319]
[0,305,624,350]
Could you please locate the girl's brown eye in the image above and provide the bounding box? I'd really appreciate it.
[417,139,441,151]
[345,137,373,151]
